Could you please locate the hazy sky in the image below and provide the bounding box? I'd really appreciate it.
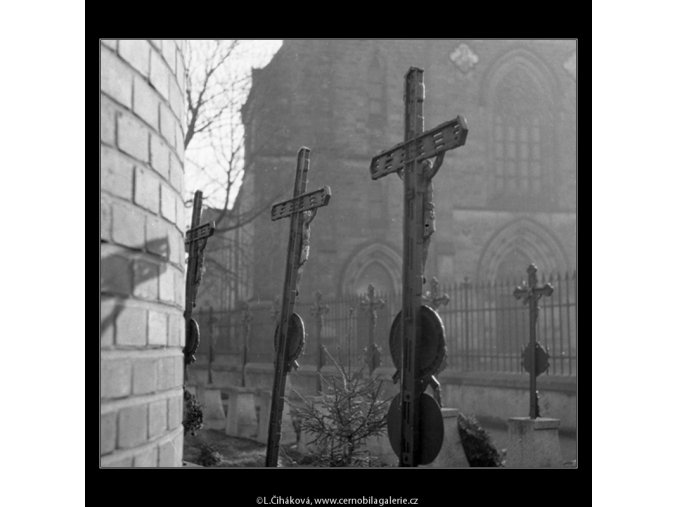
[184,40,282,215]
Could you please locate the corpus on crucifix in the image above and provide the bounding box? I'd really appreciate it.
[371,67,468,467]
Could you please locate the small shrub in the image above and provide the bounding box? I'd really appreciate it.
[196,444,223,467]
[183,388,204,436]
[457,413,502,467]
[294,348,390,467]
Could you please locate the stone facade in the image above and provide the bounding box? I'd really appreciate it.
[240,39,577,302]
[100,39,186,467]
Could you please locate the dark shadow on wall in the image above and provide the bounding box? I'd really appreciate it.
[100,237,172,337]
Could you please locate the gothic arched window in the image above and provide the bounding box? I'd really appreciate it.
[367,56,386,129]
[492,67,553,208]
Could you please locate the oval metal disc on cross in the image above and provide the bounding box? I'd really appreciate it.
[274,312,305,368]
[184,318,200,366]
[387,392,445,465]
[521,341,550,376]
[389,305,447,380]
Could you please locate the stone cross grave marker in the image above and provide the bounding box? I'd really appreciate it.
[513,264,554,419]
[359,284,386,374]
[370,67,468,466]
[183,190,215,374]
[265,147,331,467]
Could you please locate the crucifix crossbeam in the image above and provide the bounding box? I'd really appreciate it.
[265,147,331,467]
[370,116,468,180]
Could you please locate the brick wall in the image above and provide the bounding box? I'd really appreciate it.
[100,39,186,467]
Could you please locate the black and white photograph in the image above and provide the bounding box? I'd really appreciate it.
[99,39,577,470]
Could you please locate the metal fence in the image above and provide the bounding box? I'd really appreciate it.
[194,270,577,377]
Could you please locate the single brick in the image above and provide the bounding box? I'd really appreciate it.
[133,446,158,467]
[158,433,181,467]
[159,105,176,149]
[100,95,118,146]
[101,146,134,201]
[101,359,131,398]
[148,399,168,438]
[170,228,185,266]
[118,404,148,449]
[111,202,145,249]
[150,135,170,180]
[175,120,184,160]
[100,252,133,296]
[167,393,183,430]
[133,76,159,130]
[150,50,169,100]
[115,305,147,346]
[132,358,157,394]
[174,356,184,385]
[175,200,186,233]
[157,356,179,390]
[100,301,115,348]
[159,267,174,303]
[160,184,176,223]
[161,41,176,74]
[168,77,182,122]
[145,215,170,259]
[167,314,182,346]
[174,269,186,308]
[101,39,117,50]
[101,47,132,108]
[148,310,168,346]
[176,52,186,94]
[169,152,183,193]
[117,114,148,162]
[133,257,159,300]
[118,39,150,77]
[101,198,112,242]
[134,166,160,213]
[100,411,117,454]
[103,455,133,468]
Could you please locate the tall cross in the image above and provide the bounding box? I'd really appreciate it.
[513,264,554,419]
[310,291,329,391]
[183,190,215,370]
[360,284,386,374]
[370,68,468,467]
[265,147,331,467]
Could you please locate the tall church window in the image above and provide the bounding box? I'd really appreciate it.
[492,68,551,207]
[367,56,386,128]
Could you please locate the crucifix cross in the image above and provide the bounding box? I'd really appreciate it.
[183,190,215,369]
[513,263,554,419]
[265,147,331,468]
[360,284,386,374]
[371,68,468,467]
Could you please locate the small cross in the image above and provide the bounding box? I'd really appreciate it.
[360,284,386,374]
[422,277,450,310]
[513,264,554,419]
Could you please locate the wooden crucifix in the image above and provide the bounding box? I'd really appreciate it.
[264,147,331,467]
[514,264,554,419]
[183,190,215,371]
[371,68,468,467]
[360,284,386,374]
